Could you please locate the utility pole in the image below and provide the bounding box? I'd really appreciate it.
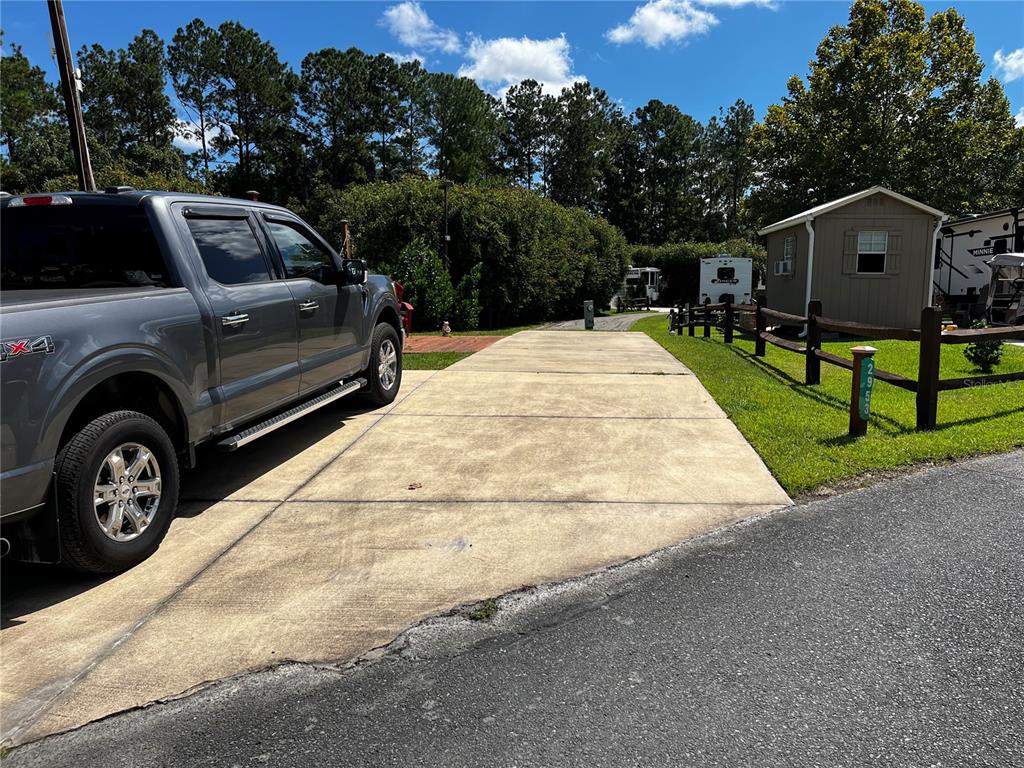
[48,0,95,191]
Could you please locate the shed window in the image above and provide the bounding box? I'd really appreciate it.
[856,230,887,274]
[781,235,795,274]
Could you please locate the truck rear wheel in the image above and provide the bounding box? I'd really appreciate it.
[54,410,179,573]
[360,322,403,407]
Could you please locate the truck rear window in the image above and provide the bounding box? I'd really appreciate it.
[0,205,171,290]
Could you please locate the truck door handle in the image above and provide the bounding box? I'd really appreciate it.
[221,313,250,328]
[298,300,319,313]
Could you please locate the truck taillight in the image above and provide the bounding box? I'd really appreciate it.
[393,281,404,302]
[8,194,73,207]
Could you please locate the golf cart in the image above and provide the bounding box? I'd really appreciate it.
[984,252,1024,325]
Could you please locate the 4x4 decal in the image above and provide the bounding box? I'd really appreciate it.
[0,336,55,362]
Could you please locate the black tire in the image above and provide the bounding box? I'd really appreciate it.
[359,322,403,407]
[54,410,179,573]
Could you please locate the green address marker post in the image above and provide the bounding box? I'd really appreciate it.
[849,345,877,437]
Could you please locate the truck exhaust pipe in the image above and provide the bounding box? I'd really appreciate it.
[0,538,10,558]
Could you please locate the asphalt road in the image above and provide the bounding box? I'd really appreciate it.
[10,451,1023,768]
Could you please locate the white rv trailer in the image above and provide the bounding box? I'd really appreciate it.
[699,255,752,305]
[613,266,661,310]
[934,208,1023,302]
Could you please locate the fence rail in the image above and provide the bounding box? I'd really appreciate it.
[759,308,806,326]
[815,317,921,342]
[672,298,1024,431]
[938,325,1024,344]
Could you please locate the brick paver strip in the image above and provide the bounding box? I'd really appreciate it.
[405,335,502,353]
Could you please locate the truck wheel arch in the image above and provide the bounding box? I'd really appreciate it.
[56,372,188,458]
[375,305,402,340]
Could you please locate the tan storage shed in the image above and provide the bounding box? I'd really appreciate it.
[758,186,945,329]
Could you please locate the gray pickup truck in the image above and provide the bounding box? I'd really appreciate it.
[1,189,405,573]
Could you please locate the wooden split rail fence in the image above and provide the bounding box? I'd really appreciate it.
[671,297,1024,431]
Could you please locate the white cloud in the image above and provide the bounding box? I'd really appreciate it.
[606,0,775,48]
[607,0,718,47]
[698,0,775,6]
[174,119,228,154]
[385,50,426,66]
[459,35,584,97]
[994,48,1024,83]
[380,1,460,54]
[1015,106,1024,129]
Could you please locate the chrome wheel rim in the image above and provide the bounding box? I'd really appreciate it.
[378,338,398,390]
[93,442,162,542]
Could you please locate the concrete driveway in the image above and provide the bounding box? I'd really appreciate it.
[0,330,789,746]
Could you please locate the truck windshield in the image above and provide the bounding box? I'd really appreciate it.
[1,205,171,291]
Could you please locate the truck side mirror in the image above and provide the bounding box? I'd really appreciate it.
[342,259,368,285]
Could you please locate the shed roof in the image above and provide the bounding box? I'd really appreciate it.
[757,186,945,236]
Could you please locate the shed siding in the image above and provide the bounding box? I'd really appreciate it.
[813,193,935,328]
[765,224,808,317]
[765,192,937,329]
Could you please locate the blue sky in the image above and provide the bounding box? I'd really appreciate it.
[2,0,1022,137]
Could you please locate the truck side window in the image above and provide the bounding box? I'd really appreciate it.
[266,221,335,284]
[186,218,272,285]
[0,206,170,290]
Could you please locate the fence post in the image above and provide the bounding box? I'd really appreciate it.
[724,296,734,344]
[805,299,822,385]
[703,297,711,338]
[754,300,766,356]
[917,306,942,430]
[849,345,877,437]
[687,302,695,336]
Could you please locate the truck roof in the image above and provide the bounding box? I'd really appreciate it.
[0,189,291,212]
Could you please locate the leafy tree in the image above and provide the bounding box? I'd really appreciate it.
[77,42,123,151]
[123,30,177,150]
[299,47,373,187]
[0,38,59,165]
[1,121,75,193]
[391,61,429,177]
[547,81,623,213]
[364,54,426,181]
[78,30,183,176]
[633,99,702,243]
[419,72,501,183]
[718,100,755,236]
[214,21,297,192]
[749,0,1022,224]
[167,19,222,180]
[500,79,546,189]
[601,120,645,244]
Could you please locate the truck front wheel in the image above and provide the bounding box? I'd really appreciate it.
[54,410,179,573]
[360,322,403,407]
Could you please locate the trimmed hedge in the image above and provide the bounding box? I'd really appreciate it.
[303,177,629,330]
[627,240,767,306]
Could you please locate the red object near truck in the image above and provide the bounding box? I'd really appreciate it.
[394,281,414,336]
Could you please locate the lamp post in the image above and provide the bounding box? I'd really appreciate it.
[441,180,454,267]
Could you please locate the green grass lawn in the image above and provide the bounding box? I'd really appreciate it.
[635,315,1024,496]
[403,351,473,370]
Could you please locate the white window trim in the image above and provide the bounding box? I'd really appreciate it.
[778,235,796,277]
[856,230,887,275]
